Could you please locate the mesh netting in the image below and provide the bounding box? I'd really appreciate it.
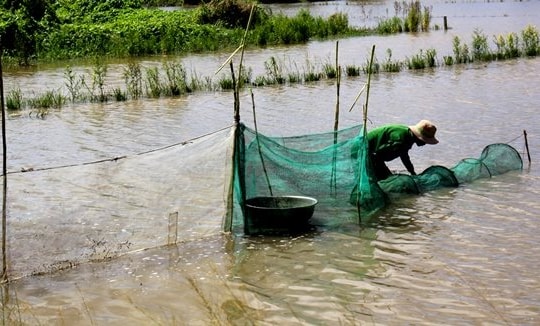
[0,124,523,277]
[451,143,523,183]
[232,124,523,234]
[1,127,235,278]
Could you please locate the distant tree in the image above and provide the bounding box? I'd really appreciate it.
[0,0,58,65]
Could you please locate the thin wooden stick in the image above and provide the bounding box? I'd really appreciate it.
[250,90,273,196]
[363,45,376,134]
[348,84,366,112]
[523,130,531,164]
[331,40,340,193]
[0,37,8,283]
[356,45,376,220]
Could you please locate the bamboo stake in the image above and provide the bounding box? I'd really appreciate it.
[224,5,256,232]
[523,130,531,164]
[363,45,376,135]
[331,41,341,193]
[356,45,376,220]
[250,90,273,196]
[0,37,8,282]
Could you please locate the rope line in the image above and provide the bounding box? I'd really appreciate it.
[1,124,233,176]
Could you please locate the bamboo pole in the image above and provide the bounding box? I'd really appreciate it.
[0,37,8,282]
[363,45,376,135]
[223,5,256,232]
[331,41,341,193]
[250,90,273,196]
[523,130,531,164]
[356,45,376,220]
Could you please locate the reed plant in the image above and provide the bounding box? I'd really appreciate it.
[345,64,361,77]
[163,61,190,96]
[471,29,492,62]
[251,75,268,87]
[145,66,162,98]
[303,59,321,82]
[406,51,426,69]
[425,48,437,67]
[64,66,83,102]
[381,49,402,72]
[376,17,403,34]
[264,56,285,85]
[113,88,127,101]
[286,60,301,84]
[28,90,65,109]
[521,24,540,56]
[186,71,207,92]
[362,59,379,74]
[421,4,432,32]
[452,36,470,64]
[443,55,454,66]
[493,32,520,60]
[218,75,235,90]
[6,88,23,110]
[404,0,422,32]
[323,62,338,79]
[287,71,301,84]
[123,62,143,99]
[91,61,108,102]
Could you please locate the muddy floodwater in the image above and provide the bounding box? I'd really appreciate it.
[1,1,540,325]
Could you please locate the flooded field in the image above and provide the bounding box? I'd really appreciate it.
[1,1,540,324]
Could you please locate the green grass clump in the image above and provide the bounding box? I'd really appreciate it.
[345,65,361,77]
[377,17,403,34]
[381,49,402,72]
[6,88,23,111]
[471,29,492,62]
[522,24,540,56]
[28,91,65,109]
[452,36,470,64]
[124,62,144,99]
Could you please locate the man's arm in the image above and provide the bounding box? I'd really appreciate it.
[400,152,416,175]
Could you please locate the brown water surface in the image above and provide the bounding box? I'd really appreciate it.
[2,1,540,325]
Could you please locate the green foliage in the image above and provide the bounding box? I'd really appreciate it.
[264,56,285,84]
[197,0,266,29]
[252,9,353,47]
[452,36,470,64]
[55,0,143,23]
[163,61,191,95]
[521,24,539,56]
[376,17,403,34]
[471,29,492,61]
[92,60,108,102]
[64,66,83,102]
[381,48,402,72]
[123,62,143,99]
[345,64,361,77]
[493,32,520,59]
[404,0,421,32]
[6,88,23,110]
[28,90,65,109]
[145,66,162,98]
[406,48,436,69]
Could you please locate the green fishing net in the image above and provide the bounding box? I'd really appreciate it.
[231,124,523,234]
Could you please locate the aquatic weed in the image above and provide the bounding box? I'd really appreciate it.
[381,49,402,72]
[471,29,492,62]
[521,25,539,56]
[145,66,162,98]
[123,62,143,99]
[6,88,23,110]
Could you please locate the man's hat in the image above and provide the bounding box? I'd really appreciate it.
[410,120,439,144]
